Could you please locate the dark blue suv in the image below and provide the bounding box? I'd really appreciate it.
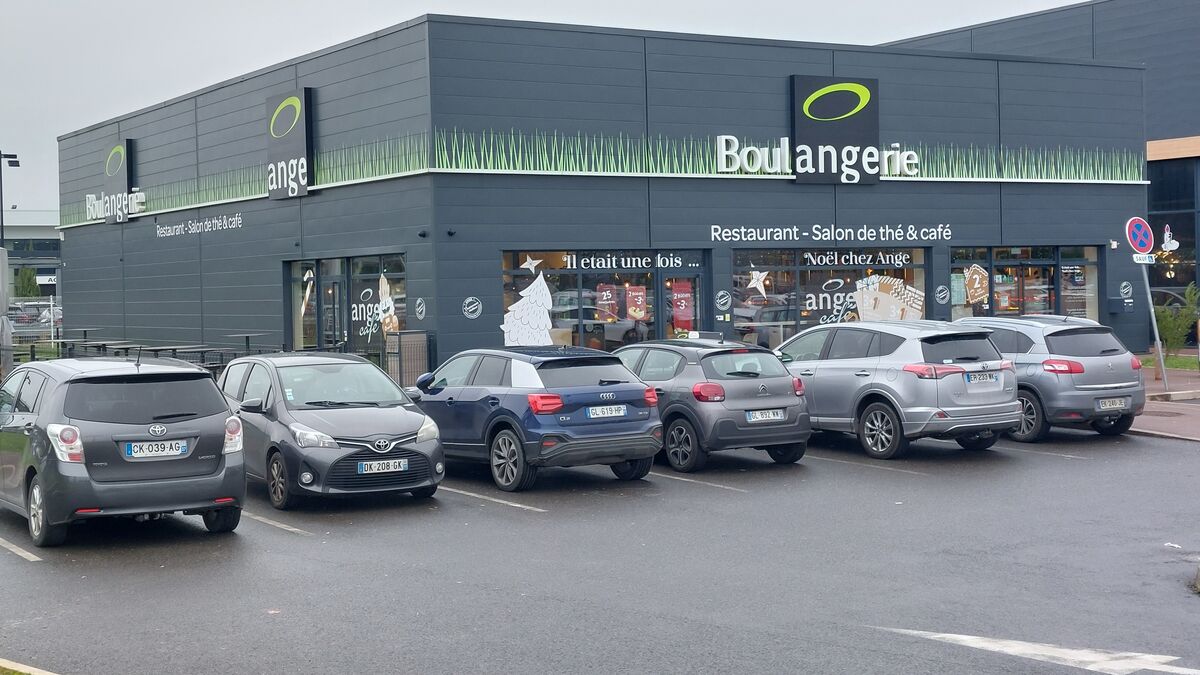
[413,347,663,491]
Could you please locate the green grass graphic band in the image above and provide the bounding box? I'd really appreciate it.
[60,129,1145,226]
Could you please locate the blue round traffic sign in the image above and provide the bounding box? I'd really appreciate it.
[1126,217,1154,254]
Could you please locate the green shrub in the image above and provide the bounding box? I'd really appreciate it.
[1153,282,1199,357]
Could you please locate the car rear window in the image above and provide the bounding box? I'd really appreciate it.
[1045,328,1128,357]
[921,334,1001,364]
[702,350,788,379]
[64,374,229,424]
[536,358,636,388]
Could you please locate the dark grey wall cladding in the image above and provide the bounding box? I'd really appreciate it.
[121,209,202,344]
[972,6,1093,59]
[58,123,118,214]
[835,182,1000,245]
[895,31,973,52]
[649,179,834,248]
[60,222,124,337]
[196,67,296,176]
[998,60,1143,150]
[428,21,645,134]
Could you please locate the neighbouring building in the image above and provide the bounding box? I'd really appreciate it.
[5,209,61,296]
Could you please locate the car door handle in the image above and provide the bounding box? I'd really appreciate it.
[798,370,814,377]
[446,397,456,405]
[487,397,501,407]
[654,388,666,396]
[854,370,871,377]
[22,422,34,436]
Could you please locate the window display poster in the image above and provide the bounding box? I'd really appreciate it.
[596,284,619,316]
[965,264,989,305]
[854,275,925,321]
[950,273,966,305]
[672,280,694,323]
[626,286,648,321]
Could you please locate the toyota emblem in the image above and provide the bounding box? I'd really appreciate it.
[148,424,167,437]
[600,392,617,401]
[373,439,392,453]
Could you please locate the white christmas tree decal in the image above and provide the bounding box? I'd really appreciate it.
[501,256,554,346]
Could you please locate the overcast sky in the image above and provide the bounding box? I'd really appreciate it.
[0,0,1083,211]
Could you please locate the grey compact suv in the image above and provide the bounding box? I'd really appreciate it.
[776,321,1021,459]
[616,339,810,472]
[956,315,1145,441]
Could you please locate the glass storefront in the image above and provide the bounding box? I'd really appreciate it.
[288,254,406,356]
[501,250,703,350]
[733,248,926,348]
[950,247,1098,320]
[1148,159,1199,303]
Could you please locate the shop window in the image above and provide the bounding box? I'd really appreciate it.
[289,254,406,354]
[1060,263,1098,320]
[952,247,987,263]
[1148,159,1195,212]
[1149,213,1196,290]
[290,261,318,350]
[735,250,796,268]
[350,254,406,355]
[734,268,796,348]
[993,246,1055,262]
[577,272,654,350]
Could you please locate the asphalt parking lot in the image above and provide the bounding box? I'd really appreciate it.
[1,430,1198,674]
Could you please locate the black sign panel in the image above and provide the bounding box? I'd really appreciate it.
[791,75,880,185]
[104,138,132,197]
[85,137,144,224]
[266,88,312,200]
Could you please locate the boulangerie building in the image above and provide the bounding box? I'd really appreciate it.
[57,15,1150,363]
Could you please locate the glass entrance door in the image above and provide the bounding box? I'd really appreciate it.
[662,275,701,339]
[993,266,1055,315]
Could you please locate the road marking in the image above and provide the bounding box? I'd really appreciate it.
[242,511,313,536]
[804,454,930,476]
[0,535,42,562]
[647,471,749,493]
[439,486,548,512]
[878,627,1200,674]
[0,656,60,675]
[924,437,1088,460]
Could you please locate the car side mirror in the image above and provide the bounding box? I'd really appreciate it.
[240,398,265,414]
[403,387,423,402]
[774,350,793,363]
[415,372,435,392]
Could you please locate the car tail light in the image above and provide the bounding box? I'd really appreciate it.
[792,377,805,396]
[528,393,564,415]
[213,497,236,504]
[692,382,726,402]
[541,437,560,448]
[1042,359,1085,374]
[644,387,658,407]
[47,424,84,463]
[1000,359,1015,372]
[223,416,243,454]
[75,508,101,514]
[1131,355,1143,371]
[902,363,966,379]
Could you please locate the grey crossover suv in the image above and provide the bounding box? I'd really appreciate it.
[776,321,1021,459]
[616,339,810,472]
[955,315,1145,441]
[0,358,245,547]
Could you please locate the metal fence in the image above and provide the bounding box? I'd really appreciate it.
[6,295,62,344]
[383,331,437,386]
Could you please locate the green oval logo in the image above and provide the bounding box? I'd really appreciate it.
[270,96,303,139]
[104,144,125,177]
[802,82,871,122]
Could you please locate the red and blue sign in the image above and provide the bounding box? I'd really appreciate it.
[1125,217,1154,254]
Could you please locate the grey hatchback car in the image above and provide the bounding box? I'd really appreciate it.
[777,321,1021,459]
[616,339,810,472]
[955,315,1145,441]
[0,359,245,547]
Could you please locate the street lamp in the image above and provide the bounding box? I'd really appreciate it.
[0,151,19,251]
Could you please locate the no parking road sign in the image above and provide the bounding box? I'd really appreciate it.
[1126,217,1154,254]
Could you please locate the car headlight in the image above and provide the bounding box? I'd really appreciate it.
[288,423,339,449]
[416,416,439,444]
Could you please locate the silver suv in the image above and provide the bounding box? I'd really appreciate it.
[955,315,1145,441]
[776,320,1021,459]
[615,339,810,472]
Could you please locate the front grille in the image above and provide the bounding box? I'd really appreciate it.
[326,446,431,491]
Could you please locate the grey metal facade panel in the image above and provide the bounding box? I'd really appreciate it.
[57,124,119,213]
[893,32,973,52]
[998,60,1143,151]
[834,182,1000,246]
[999,183,1144,244]
[648,179,834,249]
[60,222,125,338]
[971,6,1094,59]
[298,178,432,259]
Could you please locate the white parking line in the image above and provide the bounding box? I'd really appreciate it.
[804,454,930,476]
[923,437,1089,460]
[242,511,313,536]
[648,471,749,493]
[0,535,42,562]
[439,486,548,513]
[0,656,59,675]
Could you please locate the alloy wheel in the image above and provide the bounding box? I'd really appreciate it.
[864,410,894,454]
[492,435,518,486]
[28,484,43,538]
[667,425,693,466]
[1017,397,1038,436]
[269,458,286,505]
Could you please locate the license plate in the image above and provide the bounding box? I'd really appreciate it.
[125,440,187,458]
[1098,398,1127,411]
[746,409,785,423]
[358,458,409,474]
[586,405,627,419]
[966,372,998,384]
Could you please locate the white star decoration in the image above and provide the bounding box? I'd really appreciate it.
[747,266,770,299]
[520,255,543,273]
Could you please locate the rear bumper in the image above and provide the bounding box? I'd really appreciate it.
[1042,386,1146,424]
[904,405,1022,438]
[704,413,812,451]
[42,454,246,526]
[527,427,662,468]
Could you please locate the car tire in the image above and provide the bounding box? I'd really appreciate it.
[491,429,538,492]
[202,507,241,533]
[1009,390,1049,443]
[766,443,807,464]
[409,485,438,499]
[27,476,68,548]
[267,452,296,510]
[857,402,908,460]
[955,431,998,451]
[1091,414,1135,437]
[664,418,707,473]
[610,457,653,480]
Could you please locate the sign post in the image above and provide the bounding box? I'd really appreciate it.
[1126,217,1168,391]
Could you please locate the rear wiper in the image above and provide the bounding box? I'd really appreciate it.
[954,357,981,362]
[152,411,196,420]
[726,371,761,377]
[598,379,628,385]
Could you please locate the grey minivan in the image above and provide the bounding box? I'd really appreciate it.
[956,315,1145,441]
[776,320,1021,459]
[616,339,810,472]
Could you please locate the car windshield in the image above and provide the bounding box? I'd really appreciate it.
[921,334,1001,363]
[702,351,788,379]
[536,358,635,387]
[277,362,409,408]
[1045,328,1128,357]
[64,374,228,424]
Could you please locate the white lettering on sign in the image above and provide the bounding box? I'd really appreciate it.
[711,223,952,243]
[801,250,912,269]
[85,190,147,223]
[716,135,920,183]
[266,157,309,198]
[560,253,686,270]
[155,213,244,238]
